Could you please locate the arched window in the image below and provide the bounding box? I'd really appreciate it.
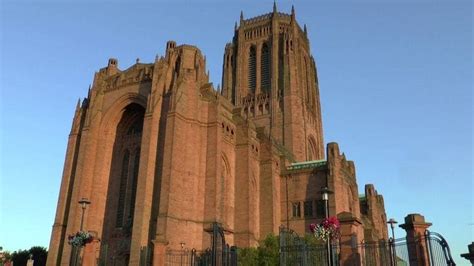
[129,148,140,222]
[248,46,257,93]
[103,103,145,265]
[304,57,309,103]
[116,149,130,227]
[261,43,271,92]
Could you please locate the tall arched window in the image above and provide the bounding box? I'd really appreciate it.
[103,103,145,265]
[248,46,257,93]
[304,57,309,102]
[116,149,130,227]
[129,147,140,222]
[261,43,271,92]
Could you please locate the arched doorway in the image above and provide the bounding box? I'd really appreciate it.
[101,103,145,266]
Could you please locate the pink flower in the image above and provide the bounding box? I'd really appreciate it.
[309,223,316,233]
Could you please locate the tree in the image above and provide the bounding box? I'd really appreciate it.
[29,246,47,266]
[11,249,29,266]
[9,247,47,266]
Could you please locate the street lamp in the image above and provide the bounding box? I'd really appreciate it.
[320,186,333,266]
[180,242,186,265]
[74,198,91,266]
[387,218,398,240]
[387,218,398,266]
[78,198,91,231]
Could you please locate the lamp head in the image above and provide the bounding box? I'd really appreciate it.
[387,218,398,228]
[78,198,91,208]
[320,187,333,200]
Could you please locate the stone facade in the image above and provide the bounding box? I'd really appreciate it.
[47,6,388,266]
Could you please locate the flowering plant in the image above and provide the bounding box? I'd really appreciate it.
[309,216,341,241]
[67,231,93,247]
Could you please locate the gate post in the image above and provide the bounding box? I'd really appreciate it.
[337,212,362,266]
[230,246,237,266]
[152,240,167,266]
[461,242,474,265]
[399,213,432,266]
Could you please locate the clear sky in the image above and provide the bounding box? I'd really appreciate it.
[1,0,472,264]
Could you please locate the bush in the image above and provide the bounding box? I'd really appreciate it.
[237,234,280,266]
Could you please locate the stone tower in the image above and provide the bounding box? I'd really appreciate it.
[221,4,324,162]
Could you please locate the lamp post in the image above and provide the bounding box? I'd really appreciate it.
[321,187,333,266]
[387,218,398,266]
[180,242,185,265]
[74,198,91,266]
[78,198,91,231]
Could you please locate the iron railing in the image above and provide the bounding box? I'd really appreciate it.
[279,227,456,266]
[165,222,237,266]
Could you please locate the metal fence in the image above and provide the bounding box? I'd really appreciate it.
[97,244,152,266]
[279,227,339,266]
[165,223,237,266]
[279,227,456,266]
[96,227,454,266]
[166,247,237,266]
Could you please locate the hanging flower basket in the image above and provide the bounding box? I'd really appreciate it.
[309,216,341,241]
[67,231,93,247]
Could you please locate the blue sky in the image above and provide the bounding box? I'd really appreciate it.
[1,0,472,264]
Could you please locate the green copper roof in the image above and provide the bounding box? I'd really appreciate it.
[287,160,326,171]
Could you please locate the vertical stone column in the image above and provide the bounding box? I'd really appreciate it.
[82,237,100,266]
[152,240,167,266]
[130,111,159,265]
[337,212,362,266]
[399,213,432,266]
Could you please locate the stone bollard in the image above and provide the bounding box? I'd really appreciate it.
[399,214,432,266]
[337,212,363,266]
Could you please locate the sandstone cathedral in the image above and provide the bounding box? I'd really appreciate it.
[47,5,388,266]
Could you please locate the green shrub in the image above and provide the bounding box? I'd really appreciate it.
[237,234,280,266]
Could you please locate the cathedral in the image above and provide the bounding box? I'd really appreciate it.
[47,5,388,266]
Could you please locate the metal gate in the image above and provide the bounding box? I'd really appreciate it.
[279,227,456,266]
[165,222,237,266]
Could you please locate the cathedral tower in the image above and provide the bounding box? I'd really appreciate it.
[221,4,324,162]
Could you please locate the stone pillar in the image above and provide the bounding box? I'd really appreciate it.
[399,213,432,266]
[152,240,167,266]
[82,236,100,266]
[461,242,474,265]
[337,212,362,266]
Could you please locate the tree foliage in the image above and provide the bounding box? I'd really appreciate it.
[237,234,280,266]
[11,249,29,266]
[8,246,47,266]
